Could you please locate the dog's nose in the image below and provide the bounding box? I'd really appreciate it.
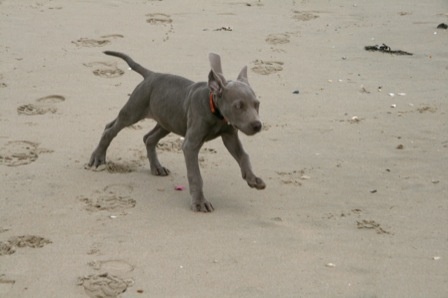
[251,121,262,133]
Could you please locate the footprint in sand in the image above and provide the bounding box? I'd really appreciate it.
[292,10,319,21]
[83,259,135,297]
[0,74,7,88]
[80,195,136,212]
[275,169,310,186]
[17,94,65,116]
[93,68,124,78]
[265,33,290,45]
[0,140,53,167]
[80,184,136,213]
[146,13,174,42]
[146,13,172,24]
[0,274,15,293]
[87,160,141,173]
[0,235,52,256]
[17,104,56,115]
[0,242,15,256]
[156,138,183,153]
[36,94,65,104]
[100,34,124,40]
[77,273,134,298]
[73,38,110,48]
[72,34,123,48]
[83,62,124,79]
[88,259,135,274]
[103,183,134,197]
[416,105,437,113]
[7,235,52,248]
[357,219,391,235]
[156,137,217,160]
[251,60,284,75]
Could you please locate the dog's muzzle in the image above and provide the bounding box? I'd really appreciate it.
[251,121,262,133]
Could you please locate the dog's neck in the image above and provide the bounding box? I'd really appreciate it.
[209,91,227,123]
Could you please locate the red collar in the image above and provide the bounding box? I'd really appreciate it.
[209,91,227,122]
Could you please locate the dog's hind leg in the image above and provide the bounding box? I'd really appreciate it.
[143,124,170,176]
[88,103,145,168]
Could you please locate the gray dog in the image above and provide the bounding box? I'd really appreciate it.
[88,51,265,212]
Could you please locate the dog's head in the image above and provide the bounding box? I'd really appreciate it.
[208,53,262,136]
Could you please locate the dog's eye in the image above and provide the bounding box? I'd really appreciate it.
[234,101,244,110]
[254,101,260,110]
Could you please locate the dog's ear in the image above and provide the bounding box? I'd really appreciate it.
[237,66,249,84]
[208,69,226,95]
[209,53,223,75]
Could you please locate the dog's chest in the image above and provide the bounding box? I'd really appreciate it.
[203,122,231,142]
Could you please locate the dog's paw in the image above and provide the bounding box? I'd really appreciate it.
[151,166,170,176]
[247,176,266,190]
[88,152,106,168]
[191,200,214,212]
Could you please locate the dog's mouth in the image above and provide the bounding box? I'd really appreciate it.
[244,129,260,136]
[232,121,263,136]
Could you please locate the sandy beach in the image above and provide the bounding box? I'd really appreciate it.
[1,0,447,297]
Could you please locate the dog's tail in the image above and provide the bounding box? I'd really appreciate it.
[103,51,152,78]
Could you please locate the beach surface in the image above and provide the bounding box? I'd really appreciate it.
[1,0,447,297]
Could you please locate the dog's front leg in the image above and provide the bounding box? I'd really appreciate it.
[221,130,266,190]
[182,136,214,212]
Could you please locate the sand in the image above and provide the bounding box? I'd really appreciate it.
[1,0,447,297]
